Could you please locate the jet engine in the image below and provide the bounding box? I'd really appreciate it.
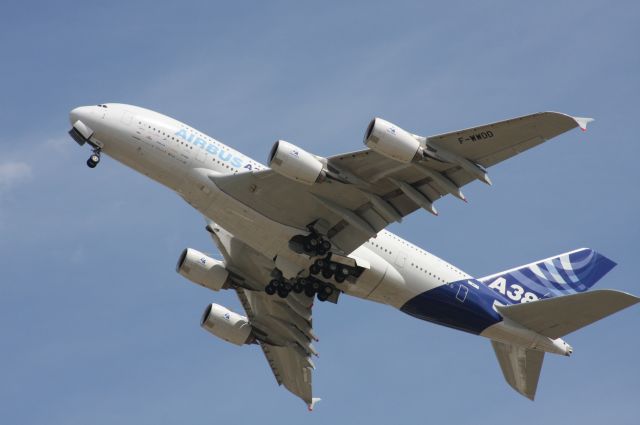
[363,117,421,163]
[200,303,255,346]
[267,140,326,185]
[176,248,230,291]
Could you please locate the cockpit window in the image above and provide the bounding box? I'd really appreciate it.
[96,104,108,108]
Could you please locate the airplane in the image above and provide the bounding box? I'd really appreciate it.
[68,104,638,409]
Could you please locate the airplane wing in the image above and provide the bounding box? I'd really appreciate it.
[211,112,590,254]
[236,288,320,409]
[207,222,320,409]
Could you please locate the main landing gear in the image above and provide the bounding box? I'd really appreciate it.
[264,253,364,302]
[289,230,332,257]
[265,270,335,302]
[86,148,101,168]
[309,256,357,283]
[274,226,365,302]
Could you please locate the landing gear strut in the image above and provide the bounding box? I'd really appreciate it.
[87,148,101,168]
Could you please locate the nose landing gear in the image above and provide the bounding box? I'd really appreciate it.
[86,148,101,168]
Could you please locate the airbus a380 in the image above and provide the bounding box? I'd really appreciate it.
[68,103,638,409]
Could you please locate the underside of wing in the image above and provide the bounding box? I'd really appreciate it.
[236,288,318,407]
[207,222,320,407]
[211,111,589,254]
[427,112,589,169]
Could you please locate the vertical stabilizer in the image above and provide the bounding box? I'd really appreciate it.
[479,248,616,302]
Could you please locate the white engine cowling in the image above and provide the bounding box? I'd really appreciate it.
[363,117,421,163]
[200,303,254,346]
[267,140,325,185]
[176,248,229,291]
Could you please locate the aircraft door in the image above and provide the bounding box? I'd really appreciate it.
[456,284,468,302]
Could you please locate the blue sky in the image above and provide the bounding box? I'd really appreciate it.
[1,1,639,423]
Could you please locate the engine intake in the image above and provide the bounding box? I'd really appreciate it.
[267,140,325,185]
[176,248,230,291]
[200,303,254,346]
[364,117,421,163]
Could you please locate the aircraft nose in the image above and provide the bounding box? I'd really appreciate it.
[69,106,92,126]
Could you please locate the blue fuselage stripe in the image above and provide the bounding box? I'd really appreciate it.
[400,280,505,335]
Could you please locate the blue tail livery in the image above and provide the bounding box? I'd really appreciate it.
[478,248,616,303]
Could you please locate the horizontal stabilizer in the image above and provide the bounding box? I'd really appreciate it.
[491,341,544,400]
[497,289,640,339]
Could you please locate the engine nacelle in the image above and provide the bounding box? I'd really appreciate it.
[200,303,254,346]
[267,140,325,185]
[176,248,230,291]
[363,117,421,163]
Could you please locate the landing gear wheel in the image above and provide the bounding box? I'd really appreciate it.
[335,266,349,282]
[321,240,331,251]
[303,241,313,253]
[317,285,333,302]
[87,149,101,168]
[304,286,316,297]
[293,281,304,294]
[322,269,333,279]
[277,286,290,298]
[310,264,321,275]
[265,284,276,295]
